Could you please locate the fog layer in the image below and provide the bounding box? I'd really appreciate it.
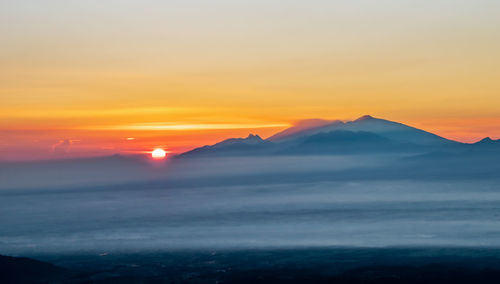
[1,153,500,255]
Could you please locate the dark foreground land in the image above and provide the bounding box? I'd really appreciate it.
[4,247,500,283]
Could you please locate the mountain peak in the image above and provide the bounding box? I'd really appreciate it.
[177,133,269,157]
[477,137,496,144]
[246,134,262,140]
[355,115,375,121]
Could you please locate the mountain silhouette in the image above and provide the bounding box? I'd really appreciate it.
[180,134,277,157]
[474,137,500,147]
[269,115,455,146]
[178,115,472,158]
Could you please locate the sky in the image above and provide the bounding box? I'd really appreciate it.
[1,0,500,161]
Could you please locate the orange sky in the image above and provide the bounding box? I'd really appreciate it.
[1,0,500,161]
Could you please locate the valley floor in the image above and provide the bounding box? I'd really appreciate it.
[6,247,500,283]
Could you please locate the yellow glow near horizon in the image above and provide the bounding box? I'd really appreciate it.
[84,123,290,131]
[1,0,500,160]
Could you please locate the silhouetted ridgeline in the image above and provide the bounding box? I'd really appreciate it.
[178,115,495,157]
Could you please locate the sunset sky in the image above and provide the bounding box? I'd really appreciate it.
[1,0,500,161]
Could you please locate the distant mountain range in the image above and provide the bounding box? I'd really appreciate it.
[179,115,498,157]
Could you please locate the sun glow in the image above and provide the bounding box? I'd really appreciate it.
[151,148,167,159]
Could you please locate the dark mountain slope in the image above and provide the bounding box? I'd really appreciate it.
[0,255,70,283]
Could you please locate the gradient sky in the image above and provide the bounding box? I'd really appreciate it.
[1,0,500,161]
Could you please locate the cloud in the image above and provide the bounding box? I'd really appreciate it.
[52,139,76,155]
[82,123,289,131]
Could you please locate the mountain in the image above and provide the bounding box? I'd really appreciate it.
[269,115,456,146]
[177,115,467,158]
[473,137,500,147]
[179,134,276,157]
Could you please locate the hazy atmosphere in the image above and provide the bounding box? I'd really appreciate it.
[2,0,500,161]
[3,155,500,256]
[2,116,500,255]
[2,1,500,283]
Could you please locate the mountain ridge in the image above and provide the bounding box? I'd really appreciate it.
[267,115,455,146]
[178,115,484,158]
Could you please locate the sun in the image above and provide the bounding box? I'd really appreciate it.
[151,148,166,159]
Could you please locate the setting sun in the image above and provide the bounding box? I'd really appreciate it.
[151,148,166,159]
